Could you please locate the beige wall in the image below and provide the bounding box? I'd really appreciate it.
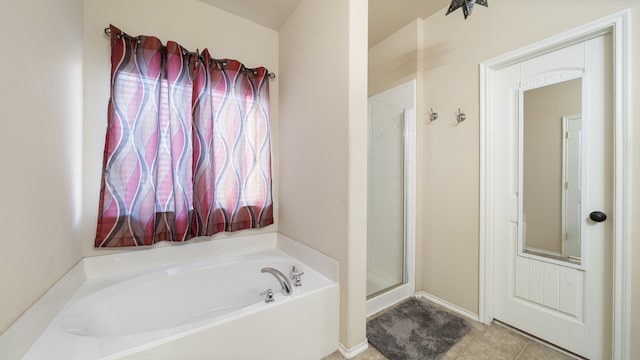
[346,0,369,350]
[523,79,581,254]
[0,0,84,333]
[279,0,368,349]
[368,20,420,96]
[82,0,280,257]
[418,1,639,357]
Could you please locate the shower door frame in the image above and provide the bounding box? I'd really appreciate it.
[366,80,416,316]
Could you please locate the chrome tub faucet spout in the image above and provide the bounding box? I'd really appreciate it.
[261,267,293,296]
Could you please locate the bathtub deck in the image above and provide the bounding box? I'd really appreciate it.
[7,233,339,360]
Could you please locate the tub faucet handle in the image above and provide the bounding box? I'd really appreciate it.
[291,266,304,287]
[260,289,274,303]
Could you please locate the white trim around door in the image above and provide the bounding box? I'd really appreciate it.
[479,10,631,360]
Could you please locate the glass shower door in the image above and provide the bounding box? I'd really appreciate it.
[367,100,405,297]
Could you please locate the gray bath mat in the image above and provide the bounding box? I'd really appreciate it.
[367,297,471,360]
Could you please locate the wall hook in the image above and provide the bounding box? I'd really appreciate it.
[429,108,439,122]
[457,108,466,123]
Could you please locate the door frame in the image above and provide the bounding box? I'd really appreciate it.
[479,10,631,359]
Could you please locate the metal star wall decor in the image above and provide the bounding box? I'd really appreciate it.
[446,0,488,19]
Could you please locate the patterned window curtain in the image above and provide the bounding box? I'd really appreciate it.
[96,25,273,247]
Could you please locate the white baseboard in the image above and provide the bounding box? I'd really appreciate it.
[415,291,480,322]
[338,340,369,359]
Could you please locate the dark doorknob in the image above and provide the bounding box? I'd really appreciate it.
[589,211,607,222]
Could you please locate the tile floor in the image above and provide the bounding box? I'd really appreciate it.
[323,297,578,360]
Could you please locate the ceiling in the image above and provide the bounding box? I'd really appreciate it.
[198,0,303,30]
[199,0,452,47]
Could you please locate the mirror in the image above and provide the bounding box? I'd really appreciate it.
[520,77,583,266]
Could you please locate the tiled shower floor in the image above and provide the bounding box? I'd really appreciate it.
[323,297,579,360]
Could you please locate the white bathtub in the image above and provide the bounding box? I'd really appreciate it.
[14,233,339,360]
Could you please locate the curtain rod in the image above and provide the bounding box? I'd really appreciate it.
[103,27,276,80]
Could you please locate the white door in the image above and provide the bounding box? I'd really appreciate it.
[491,34,612,359]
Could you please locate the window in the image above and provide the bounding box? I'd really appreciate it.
[95,26,273,247]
